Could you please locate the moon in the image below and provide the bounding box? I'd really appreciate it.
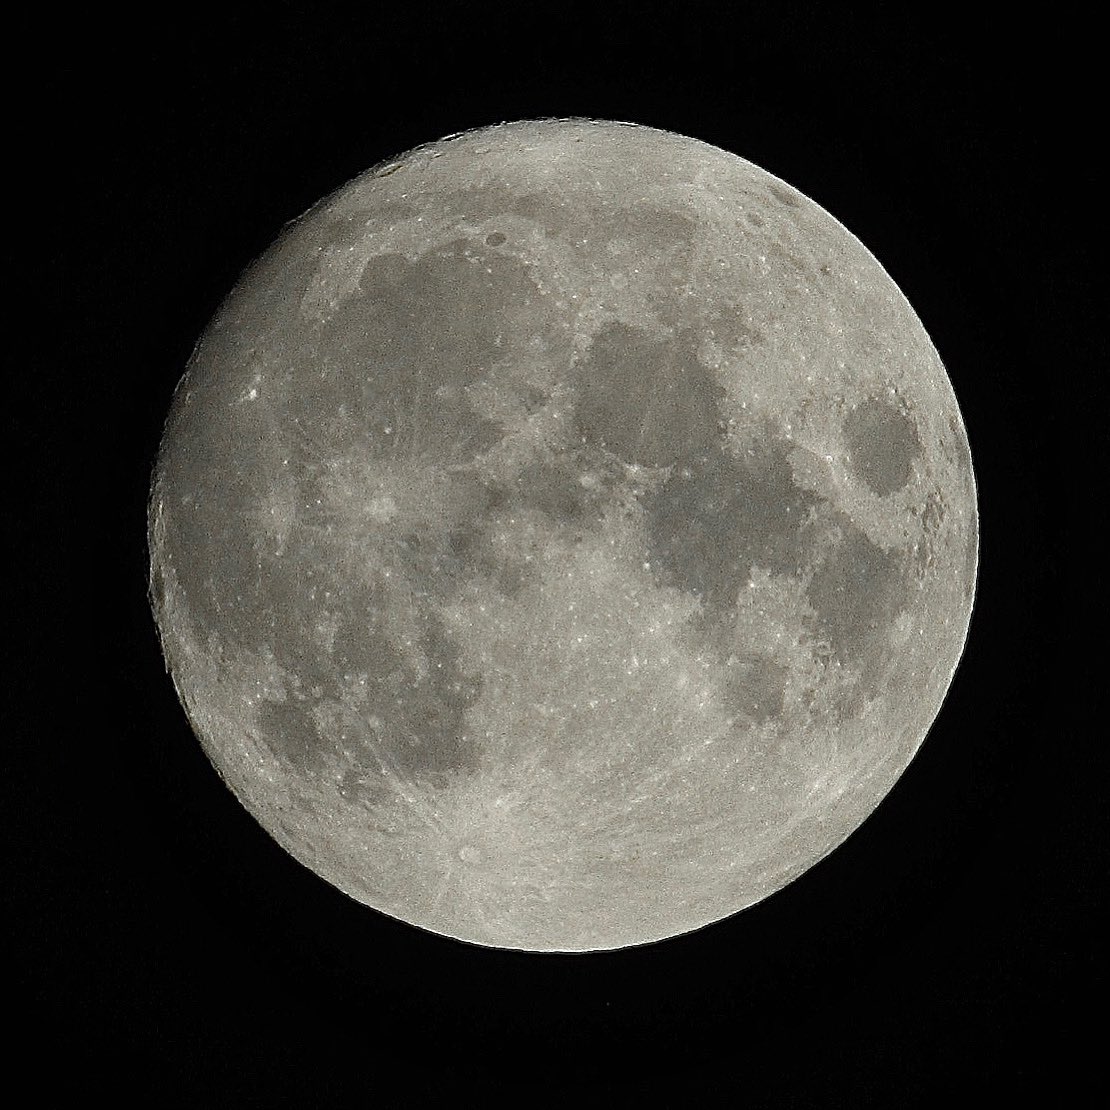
[148,118,977,951]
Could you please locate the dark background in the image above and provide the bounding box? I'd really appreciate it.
[18,3,1089,1102]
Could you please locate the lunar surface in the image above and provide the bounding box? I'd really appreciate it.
[148,119,977,951]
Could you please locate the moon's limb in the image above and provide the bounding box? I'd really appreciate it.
[149,118,977,951]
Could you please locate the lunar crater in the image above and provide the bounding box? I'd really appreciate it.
[844,395,923,496]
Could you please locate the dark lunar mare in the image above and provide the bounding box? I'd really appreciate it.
[573,323,725,469]
[843,396,922,496]
[644,431,819,615]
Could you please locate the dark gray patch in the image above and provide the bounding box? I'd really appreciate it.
[644,434,819,619]
[614,205,695,246]
[375,201,419,224]
[329,605,407,685]
[573,323,725,468]
[699,307,765,354]
[517,382,550,413]
[250,580,398,702]
[408,448,621,596]
[806,517,908,679]
[766,242,807,276]
[395,522,488,600]
[507,192,574,238]
[435,184,695,253]
[385,613,483,782]
[324,607,483,785]
[768,184,800,208]
[297,240,535,464]
[517,462,595,523]
[506,191,695,248]
[154,478,287,655]
[484,231,506,247]
[844,397,922,496]
[494,560,529,596]
[197,560,483,785]
[745,212,765,228]
[257,699,326,772]
[439,520,496,586]
[721,655,788,723]
[514,447,612,526]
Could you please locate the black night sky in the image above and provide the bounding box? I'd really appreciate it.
[17,3,1089,1102]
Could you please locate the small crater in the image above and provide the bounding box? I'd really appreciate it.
[516,382,550,414]
[844,396,922,496]
[484,231,507,247]
[745,212,765,228]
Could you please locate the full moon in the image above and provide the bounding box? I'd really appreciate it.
[149,119,977,951]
